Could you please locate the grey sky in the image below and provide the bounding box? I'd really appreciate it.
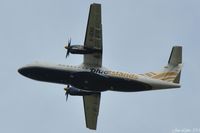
[0,0,200,132]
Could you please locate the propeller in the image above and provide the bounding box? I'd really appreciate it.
[65,38,71,58]
[64,85,70,102]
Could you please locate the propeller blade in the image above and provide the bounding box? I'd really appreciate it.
[68,38,71,47]
[66,51,69,58]
[65,38,71,58]
[65,93,69,102]
[64,85,70,102]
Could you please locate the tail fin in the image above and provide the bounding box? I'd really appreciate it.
[168,46,182,66]
[142,46,182,83]
[163,46,182,83]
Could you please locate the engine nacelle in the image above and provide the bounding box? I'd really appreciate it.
[65,45,101,55]
[65,86,98,96]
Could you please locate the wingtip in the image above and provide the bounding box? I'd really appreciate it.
[91,3,101,6]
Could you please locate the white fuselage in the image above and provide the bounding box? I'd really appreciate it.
[18,62,180,92]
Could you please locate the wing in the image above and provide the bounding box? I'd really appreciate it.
[82,3,102,130]
[83,3,102,67]
[83,93,101,130]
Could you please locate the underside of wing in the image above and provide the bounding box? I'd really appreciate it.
[83,93,101,130]
[83,3,102,67]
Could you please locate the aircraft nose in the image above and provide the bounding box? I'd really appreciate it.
[18,67,27,76]
[18,66,33,77]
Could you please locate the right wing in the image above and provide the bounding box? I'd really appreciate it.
[83,93,101,130]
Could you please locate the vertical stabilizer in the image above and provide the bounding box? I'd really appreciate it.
[168,46,182,65]
[142,46,182,84]
[163,46,182,83]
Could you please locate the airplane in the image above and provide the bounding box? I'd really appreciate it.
[18,3,183,130]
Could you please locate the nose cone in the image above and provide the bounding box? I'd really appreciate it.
[18,66,39,80]
[18,67,28,76]
[18,66,36,78]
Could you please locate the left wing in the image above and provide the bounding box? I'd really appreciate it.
[83,93,101,130]
[83,3,102,67]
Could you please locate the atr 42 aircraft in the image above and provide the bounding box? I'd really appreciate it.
[18,3,183,130]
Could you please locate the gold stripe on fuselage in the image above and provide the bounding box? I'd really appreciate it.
[108,71,139,80]
[152,72,177,79]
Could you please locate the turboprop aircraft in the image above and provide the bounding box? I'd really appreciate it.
[18,3,183,130]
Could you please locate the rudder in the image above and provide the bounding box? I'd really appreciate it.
[163,46,182,83]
